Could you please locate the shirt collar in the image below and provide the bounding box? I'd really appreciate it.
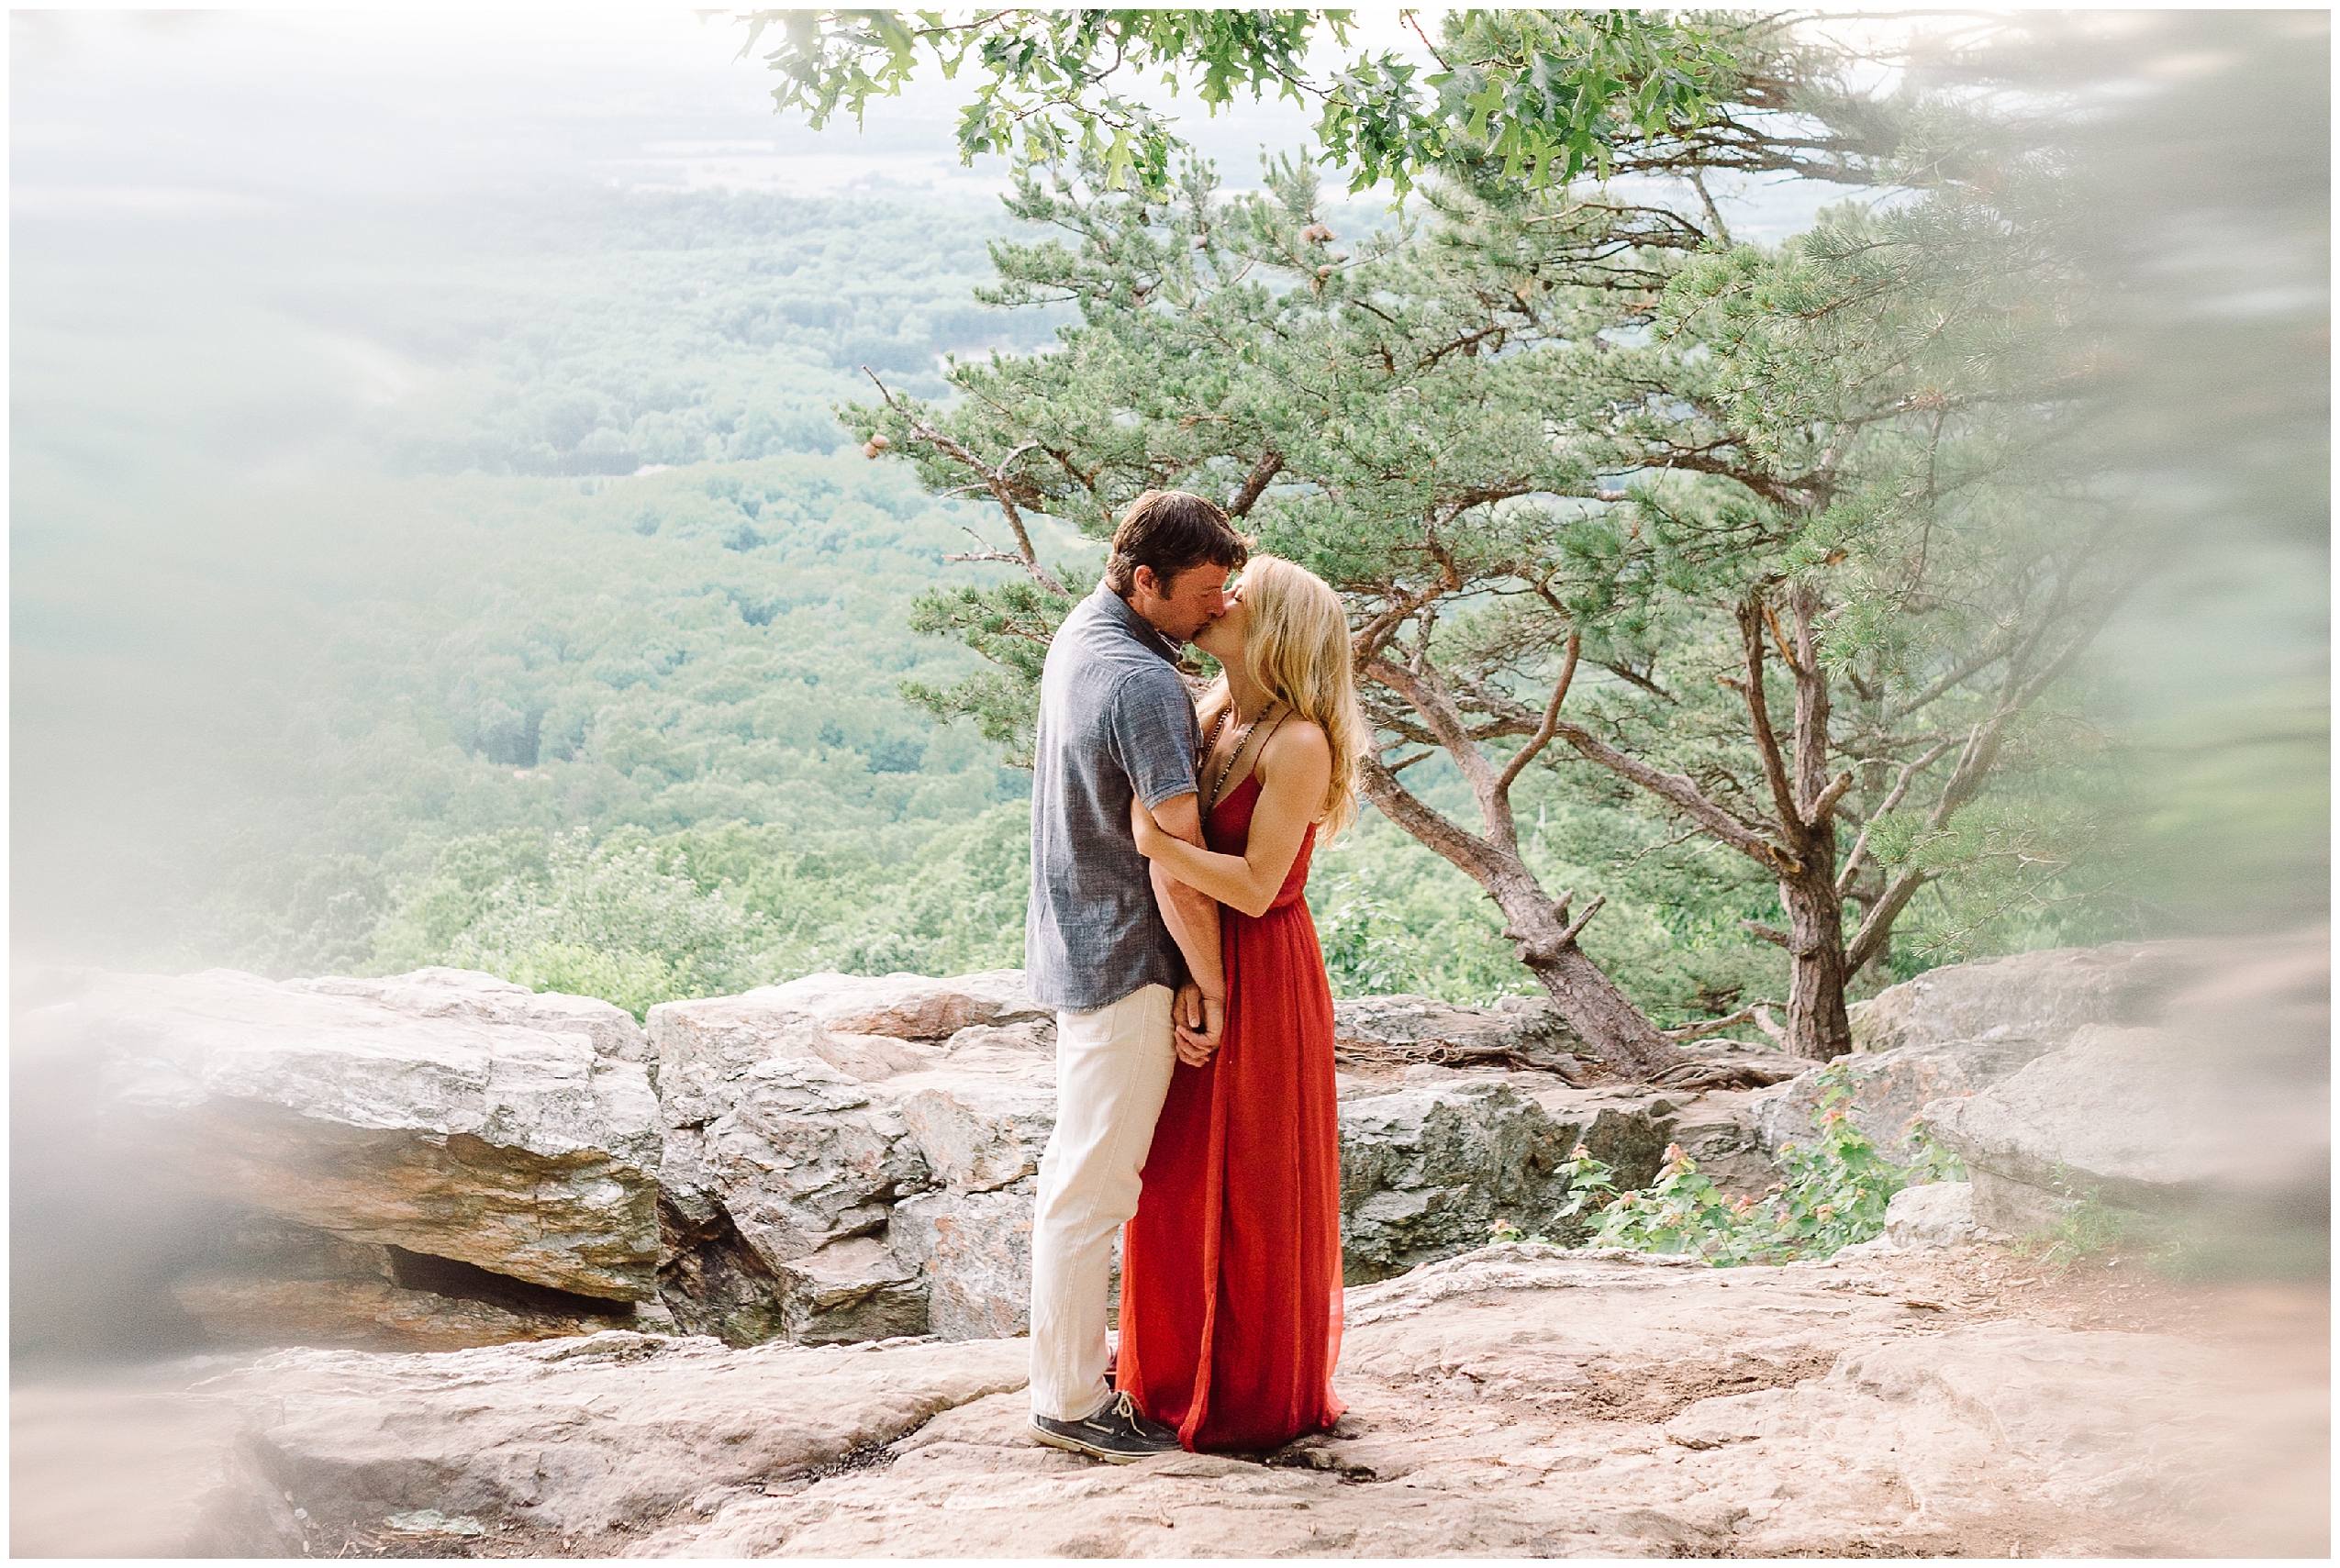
[1092,581,1186,665]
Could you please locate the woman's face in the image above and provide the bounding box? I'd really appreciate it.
[1194,567,1252,665]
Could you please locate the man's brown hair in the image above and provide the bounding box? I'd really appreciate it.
[1103,489,1250,596]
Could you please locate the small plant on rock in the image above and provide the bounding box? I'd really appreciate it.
[1760,1077,1912,1258]
[1589,1142,1747,1258]
[2012,1164,2151,1270]
[1494,1063,1971,1264]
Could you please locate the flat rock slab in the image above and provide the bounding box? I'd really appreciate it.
[742,972,1046,1041]
[19,1249,2313,1558]
[1756,1032,2060,1164]
[639,1248,2290,1559]
[10,1331,1031,1556]
[1926,1022,2331,1235]
[1851,941,2201,1054]
[294,968,652,1064]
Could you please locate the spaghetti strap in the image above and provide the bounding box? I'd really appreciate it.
[1253,706,1293,756]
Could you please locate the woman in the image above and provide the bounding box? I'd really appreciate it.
[1117,553,1367,1452]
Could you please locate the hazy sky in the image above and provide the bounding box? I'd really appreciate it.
[13,9,1846,229]
[13,8,1318,200]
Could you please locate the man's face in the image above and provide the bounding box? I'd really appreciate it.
[1130,562,1234,644]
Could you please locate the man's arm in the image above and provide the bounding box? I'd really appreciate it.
[1147,792,1225,1063]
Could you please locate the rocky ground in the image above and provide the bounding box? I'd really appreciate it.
[12,937,2324,1557]
[13,1240,2323,1559]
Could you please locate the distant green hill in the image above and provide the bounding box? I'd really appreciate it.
[14,185,1079,988]
[217,453,1074,998]
[361,187,1072,478]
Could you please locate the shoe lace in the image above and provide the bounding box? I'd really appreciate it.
[1110,1391,1138,1422]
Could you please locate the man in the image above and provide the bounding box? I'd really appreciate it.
[1025,489,1249,1462]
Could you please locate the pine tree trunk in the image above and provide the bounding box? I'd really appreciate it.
[1354,743,1687,1083]
[1530,947,1687,1080]
[1778,871,1855,1061]
[1491,877,1686,1080]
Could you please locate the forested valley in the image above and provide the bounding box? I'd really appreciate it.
[21,177,1805,1018]
[17,12,2312,1038]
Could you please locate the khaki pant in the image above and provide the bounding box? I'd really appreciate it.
[1027,982,1177,1421]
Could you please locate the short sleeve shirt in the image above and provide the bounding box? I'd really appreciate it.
[1025,584,1201,1011]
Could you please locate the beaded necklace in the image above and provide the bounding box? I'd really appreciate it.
[1199,696,1287,814]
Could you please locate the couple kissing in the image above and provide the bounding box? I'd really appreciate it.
[1023,488,1365,1462]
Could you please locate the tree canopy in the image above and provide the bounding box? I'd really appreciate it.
[816,12,2144,1069]
[734,8,1824,195]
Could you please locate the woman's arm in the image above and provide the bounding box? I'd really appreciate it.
[1131,722,1332,917]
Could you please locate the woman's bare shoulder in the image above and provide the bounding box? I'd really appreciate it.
[1259,714,1332,772]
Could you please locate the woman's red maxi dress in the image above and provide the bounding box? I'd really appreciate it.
[1117,772,1346,1451]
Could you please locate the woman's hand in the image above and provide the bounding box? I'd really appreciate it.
[1129,793,1165,857]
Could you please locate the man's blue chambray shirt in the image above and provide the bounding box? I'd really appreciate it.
[1025,583,1202,1012]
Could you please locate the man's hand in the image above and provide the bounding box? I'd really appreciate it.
[1175,991,1226,1067]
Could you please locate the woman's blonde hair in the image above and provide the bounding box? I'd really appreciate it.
[1231,555,1367,838]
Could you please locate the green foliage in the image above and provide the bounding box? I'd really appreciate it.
[186,855,391,982]
[1308,800,1788,1018]
[1309,832,1543,1005]
[1490,1064,1968,1264]
[661,799,1034,980]
[738,8,1736,196]
[1323,11,1734,192]
[269,453,1027,845]
[901,571,1091,764]
[373,828,777,1018]
[744,8,1332,195]
[365,799,1036,1017]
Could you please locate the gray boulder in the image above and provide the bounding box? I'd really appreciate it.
[294,968,651,1063]
[744,970,1048,1041]
[1338,1080,1570,1281]
[650,992,940,1114]
[1881,1180,1999,1249]
[885,1022,1060,1195]
[646,986,1076,1347]
[1832,1181,2000,1260]
[1660,1086,1785,1197]
[1925,1023,2329,1237]
[37,968,663,1304]
[774,1235,929,1344]
[1335,1073,1686,1281]
[690,1059,926,1267]
[1333,993,1580,1068]
[1757,941,2223,1167]
[648,995,935,1342]
[1852,943,2202,1055]
[892,1078,1057,1194]
[890,1184,1041,1341]
[1755,1033,2061,1165]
